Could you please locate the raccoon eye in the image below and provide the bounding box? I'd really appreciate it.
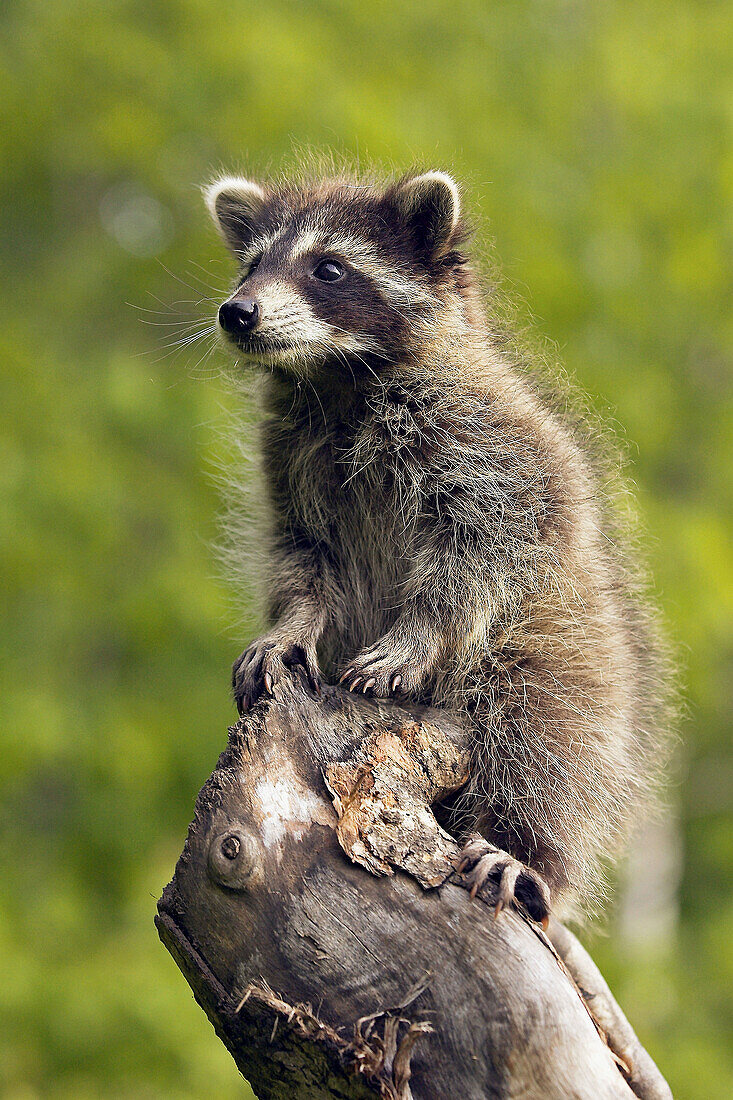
[244,255,261,277]
[313,258,344,282]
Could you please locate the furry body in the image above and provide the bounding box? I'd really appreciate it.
[205,166,668,916]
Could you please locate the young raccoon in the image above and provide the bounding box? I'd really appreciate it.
[204,166,670,921]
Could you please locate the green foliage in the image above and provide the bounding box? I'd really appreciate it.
[1,1,730,1096]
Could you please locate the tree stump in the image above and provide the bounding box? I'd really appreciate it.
[156,678,672,1099]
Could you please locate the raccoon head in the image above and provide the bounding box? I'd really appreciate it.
[204,171,470,379]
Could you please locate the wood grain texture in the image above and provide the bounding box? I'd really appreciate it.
[156,678,672,1099]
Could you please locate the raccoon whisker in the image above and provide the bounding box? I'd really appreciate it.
[323,343,360,390]
[336,347,385,390]
[136,291,221,312]
[318,330,390,383]
[130,302,207,320]
[304,381,323,433]
[155,330,216,354]
[292,378,312,433]
[151,326,218,364]
[159,324,218,350]
[137,316,214,331]
[183,260,231,296]
[156,259,216,297]
[303,376,330,430]
[187,339,220,378]
[327,326,387,360]
[340,354,362,392]
[168,316,220,333]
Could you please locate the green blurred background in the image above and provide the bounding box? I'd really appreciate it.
[1,1,731,1096]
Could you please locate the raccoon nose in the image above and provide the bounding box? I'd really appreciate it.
[219,298,259,334]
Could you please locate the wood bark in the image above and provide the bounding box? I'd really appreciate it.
[156,678,672,1100]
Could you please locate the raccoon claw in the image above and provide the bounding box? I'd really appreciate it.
[455,836,551,926]
[232,635,321,714]
[338,640,428,698]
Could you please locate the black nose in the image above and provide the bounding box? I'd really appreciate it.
[218,298,259,335]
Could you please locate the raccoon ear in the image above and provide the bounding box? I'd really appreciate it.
[203,176,267,252]
[393,171,461,259]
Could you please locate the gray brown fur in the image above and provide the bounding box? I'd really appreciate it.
[203,161,672,917]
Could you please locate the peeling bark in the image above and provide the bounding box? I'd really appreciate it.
[156,678,672,1099]
[324,712,469,886]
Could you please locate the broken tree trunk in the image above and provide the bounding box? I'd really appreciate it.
[156,678,672,1100]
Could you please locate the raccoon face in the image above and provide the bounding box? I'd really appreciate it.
[204,171,466,379]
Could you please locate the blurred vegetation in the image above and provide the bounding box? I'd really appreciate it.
[1,0,731,1096]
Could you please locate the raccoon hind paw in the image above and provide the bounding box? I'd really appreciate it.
[456,835,551,928]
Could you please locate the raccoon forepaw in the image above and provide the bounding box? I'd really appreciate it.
[455,835,551,928]
[338,640,425,698]
[232,634,321,715]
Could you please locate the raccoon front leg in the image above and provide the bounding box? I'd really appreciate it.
[233,538,333,713]
[339,510,496,697]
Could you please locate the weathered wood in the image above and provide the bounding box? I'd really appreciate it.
[156,677,672,1099]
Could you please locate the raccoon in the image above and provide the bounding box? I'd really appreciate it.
[203,165,671,921]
